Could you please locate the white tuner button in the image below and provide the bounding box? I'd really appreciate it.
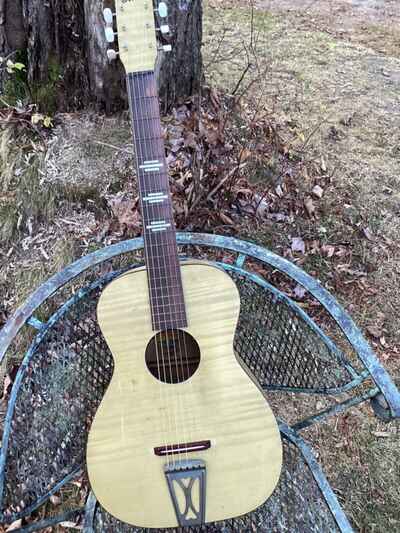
[107,49,119,61]
[158,2,168,18]
[105,27,116,43]
[103,8,114,25]
[160,24,170,34]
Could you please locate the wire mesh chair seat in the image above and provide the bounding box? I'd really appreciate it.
[0,233,399,532]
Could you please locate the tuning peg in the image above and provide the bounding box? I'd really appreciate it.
[159,44,172,52]
[157,2,168,18]
[103,8,115,25]
[157,24,170,35]
[107,49,119,61]
[105,26,116,43]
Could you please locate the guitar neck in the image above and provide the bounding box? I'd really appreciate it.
[127,71,187,331]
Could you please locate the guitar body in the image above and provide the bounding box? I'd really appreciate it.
[87,261,282,528]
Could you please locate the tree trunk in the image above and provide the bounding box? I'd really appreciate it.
[0,0,202,112]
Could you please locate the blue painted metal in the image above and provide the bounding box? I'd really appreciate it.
[11,508,83,532]
[264,373,370,396]
[83,491,98,533]
[291,388,380,431]
[235,253,247,269]
[279,422,354,532]
[0,233,398,416]
[26,316,44,331]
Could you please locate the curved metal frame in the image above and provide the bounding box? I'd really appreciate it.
[0,259,365,521]
[1,233,399,416]
[1,233,399,533]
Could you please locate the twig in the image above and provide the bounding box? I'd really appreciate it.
[231,62,253,97]
[93,140,134,154]
[207,164,246,202]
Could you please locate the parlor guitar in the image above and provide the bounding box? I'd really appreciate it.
[86,1,282,528]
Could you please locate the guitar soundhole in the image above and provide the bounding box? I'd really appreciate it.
[145,329,201,384]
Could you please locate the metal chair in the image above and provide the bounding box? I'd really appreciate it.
[1,234,399,532]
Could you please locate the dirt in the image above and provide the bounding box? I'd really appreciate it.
[260,0,400,26]
[257,0,400,58]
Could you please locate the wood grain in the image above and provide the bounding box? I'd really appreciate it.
[115,0,157,73]
[87,262,282,528]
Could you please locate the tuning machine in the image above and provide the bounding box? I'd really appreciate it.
[156,2,168,18]
[157,24,170,35]
[103,8,115,25]
[159,44,172,53]
[103,8,117,43]
[106,49,119,62]
[105,27,117,43]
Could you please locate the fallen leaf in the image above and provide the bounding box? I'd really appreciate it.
[367,325,382,339]
[2,374,12,398]
[294,284,306,299]
[59,521,82,530]
[50,494,61,506]
[304,197,316,217]
[312,185,324,199]
[291,237,306,254]
[239,148,252,163]
[362,227,374,241]
[107,195,141,234]
[321,244,335,258]
[219,212,234,225]
[6,521,22,532]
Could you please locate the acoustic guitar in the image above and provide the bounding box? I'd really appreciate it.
[86,1,282,528]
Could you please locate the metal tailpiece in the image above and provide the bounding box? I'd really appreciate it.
[164,459,206,526]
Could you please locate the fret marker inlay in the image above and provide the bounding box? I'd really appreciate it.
[147,220,171,232]
[144,192,168,204]
[140,160,163,173]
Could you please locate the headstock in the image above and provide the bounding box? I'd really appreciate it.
[104,1,171,73]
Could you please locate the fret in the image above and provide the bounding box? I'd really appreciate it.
[153,321,188,331]
[133,115,163,122]
[132,122,163,141]
[151,307,187,315]
[148,281,184,289]
[134,135,165,143]
[148,293,186,301]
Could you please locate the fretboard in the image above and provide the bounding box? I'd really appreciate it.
[126,71,187,331]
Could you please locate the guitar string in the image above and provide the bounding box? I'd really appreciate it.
[139,69,180,469]
[138,70,179,467]
[147,68,196,464]
[128,71,171,467]
[144,71,190,466]
[137,70,178,469]
[137,69,184,468]
[150,75,197,459]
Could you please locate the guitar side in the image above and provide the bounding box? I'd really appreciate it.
[86,262,282,528]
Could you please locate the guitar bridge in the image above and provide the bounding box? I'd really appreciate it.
[164,459,206,527]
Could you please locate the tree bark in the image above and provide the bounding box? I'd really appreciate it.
[0,0,202,112]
